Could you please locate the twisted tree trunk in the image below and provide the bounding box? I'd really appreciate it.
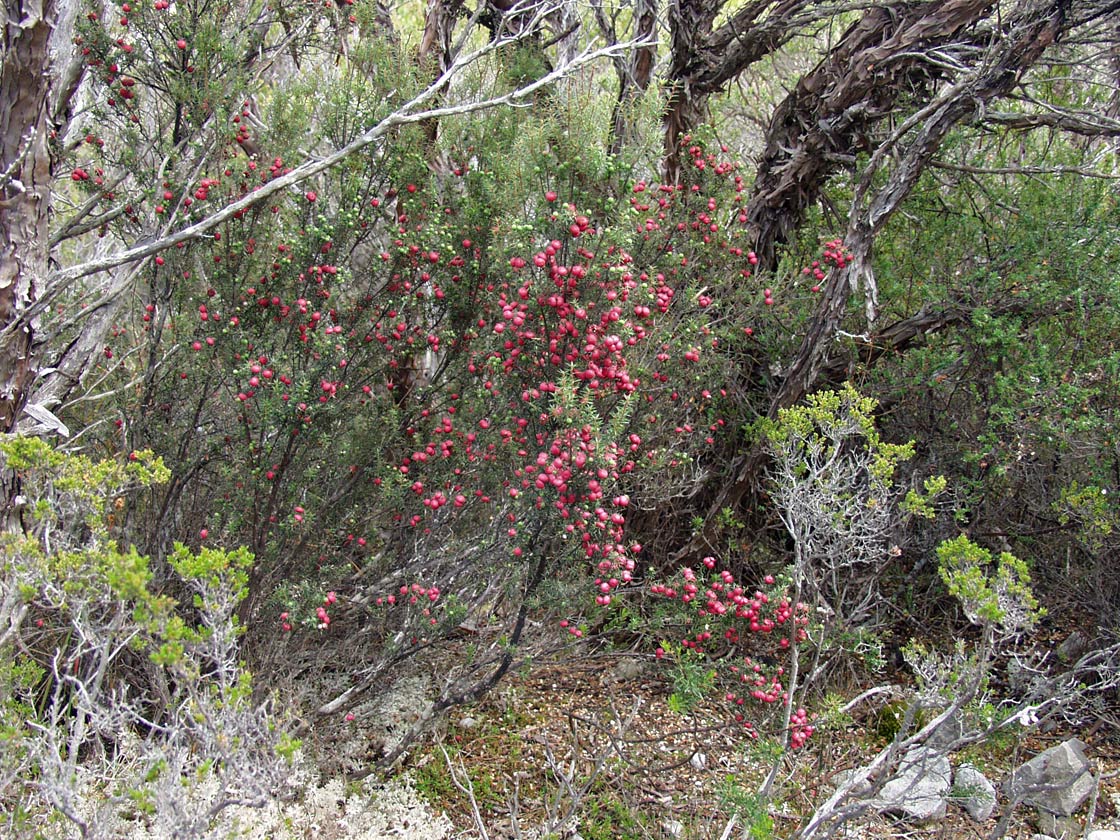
[673,0,1077,560]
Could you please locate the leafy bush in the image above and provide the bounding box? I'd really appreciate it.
[0,438,297,838]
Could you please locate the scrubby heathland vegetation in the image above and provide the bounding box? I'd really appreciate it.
[2,0,1119,836]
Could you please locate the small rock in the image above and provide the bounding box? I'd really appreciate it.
[875,746,952,822]
[1036,812,1082,839]
[690,752,708,771]
[610,658,645,682]
[1007,738,1096,816]
[1056,631,1092,663]
[928,709,965,750]
[662,818,684,837]
[1007,656,1035,695]
[1030,835,1059,840]
[953,764,997,822]
[457,717,478,730]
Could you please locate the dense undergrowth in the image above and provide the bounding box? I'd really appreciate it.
[2,1,1119,836]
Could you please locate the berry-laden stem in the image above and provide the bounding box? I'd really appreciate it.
[758,540,805,801]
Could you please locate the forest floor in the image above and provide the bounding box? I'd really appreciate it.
[293,640,1120,840]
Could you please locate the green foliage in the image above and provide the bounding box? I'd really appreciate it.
[169,542,253,616]
[867,146,1120,620]
[412,758,459,808]
[764,383,945,634]
[3,436,168,537]
[869,699,923,743]
[902,474,948,520]
[579,783,647,840]
[717,777,775,840]
[766,383,914,487]
[823,626,888,674]
[0,438,295,833]
[902,638,983,702]
[936,535,1043,631]
[665,646,716,714]
[1057,482,1117,548]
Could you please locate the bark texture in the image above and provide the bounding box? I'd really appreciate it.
[600,0,657,154]
[744,0,992,269]
[663,0,855,180]
[774,0,1070,413]
[674,0,1082,560]
[1,0,55,434]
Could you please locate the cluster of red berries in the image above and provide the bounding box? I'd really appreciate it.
[646,559,816,746]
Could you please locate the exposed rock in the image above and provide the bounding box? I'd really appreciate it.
[1036,811,1082,839]
[1007,738,1096,816]
[875,746,952,822]
[953,763,997,822]
[610,657,645,682]
[830,767,873,797]
[927,708,965,750]
[1056,630,1092,663]
[457,716,478,730]
[1087,831,1120,840]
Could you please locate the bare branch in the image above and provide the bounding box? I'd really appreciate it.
[982,107,1120,137]
[929,159,1120,178]
[46,24,649,288]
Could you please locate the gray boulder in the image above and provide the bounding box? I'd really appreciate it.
[1007,738,1096,816]
[876,746,952,822]
[953,764,997,822]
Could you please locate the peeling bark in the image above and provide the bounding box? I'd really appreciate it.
[1,0,55,435]
[663,0,858,181]
[419,0,465,72]
[775,0,1070,411]
[745,0,995,269]
[369,0,398,44]
[663,0,719,180]
[417,0,466,152]
[674,0,1077,560]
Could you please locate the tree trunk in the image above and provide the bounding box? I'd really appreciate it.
[774,0,1069,409]
[417,0,465,152]
[663,0,722,181]
[673,0,1074,562]
[744,0,995,269]
[1,0,55,435]
[662,0,846,182]
[607,0,657,156]
[2,0,57,529]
